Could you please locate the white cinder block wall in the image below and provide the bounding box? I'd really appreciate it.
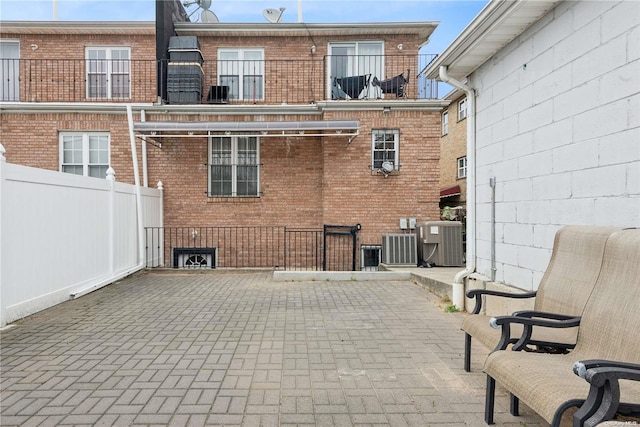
[471,0,640,291]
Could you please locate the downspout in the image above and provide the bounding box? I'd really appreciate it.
[141,109,148,187]
[126,104,146,271]
[439,65,476,311]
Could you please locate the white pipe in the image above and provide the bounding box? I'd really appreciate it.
[126,104,146,270]
[439,65,476,311]
[298,0,303,23]
[141,109,148,187]
[53,0,58,20]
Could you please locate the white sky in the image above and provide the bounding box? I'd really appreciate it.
[0,0,489,55]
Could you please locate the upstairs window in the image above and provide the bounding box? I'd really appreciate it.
[458,97,468,121]
[208,135,260,197]
[0,40,20,101]
[60,132,110,178]
[442,111,449,135]
[86,47,130,99]
[371,129,399,171]
[457,156,467,179]
[218,49,264,101]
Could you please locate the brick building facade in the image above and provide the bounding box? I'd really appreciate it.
[439,88,467,213]
[1,16,446,269]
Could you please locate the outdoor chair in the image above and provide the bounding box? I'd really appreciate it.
[332,74,371,99]
[461,225,620,372]
[483,228,640,426]
[372,68,410,98]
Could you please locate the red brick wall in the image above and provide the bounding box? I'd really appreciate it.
[440,93,468,206]
[0,28,441,258]
[1,32,156,102]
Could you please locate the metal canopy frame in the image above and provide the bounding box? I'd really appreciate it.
[133,120,360,143]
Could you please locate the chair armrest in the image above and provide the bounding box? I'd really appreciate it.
[466,289,537,314]
[571,360,640,426]
[489,314,581,352]
[511,310,580,321]
[490,313,581,329]
[573,360,640,384]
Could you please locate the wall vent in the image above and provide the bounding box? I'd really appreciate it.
[173,247,217,269]
[381,234,417,266]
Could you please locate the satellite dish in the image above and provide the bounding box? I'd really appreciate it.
[381,161,394,174]
[183,0,217,22]
[201,9,218,23]
[263,7,285,23]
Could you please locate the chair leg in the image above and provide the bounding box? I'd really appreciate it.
[485,375,496,424]
[510,394,519,416]
[464,333,472,372]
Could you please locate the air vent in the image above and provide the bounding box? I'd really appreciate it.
[173,247,216,269]
[381,234,417,266]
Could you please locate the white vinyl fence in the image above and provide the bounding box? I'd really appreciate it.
[0,145,163,327]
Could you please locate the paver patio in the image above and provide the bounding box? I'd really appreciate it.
[1,270,547,426]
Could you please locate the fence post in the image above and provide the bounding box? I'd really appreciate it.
[106,167,116,276]
[157,181,164,267]
[0,144,5,325]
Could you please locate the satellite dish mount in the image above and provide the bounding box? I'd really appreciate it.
[263,7,286,23]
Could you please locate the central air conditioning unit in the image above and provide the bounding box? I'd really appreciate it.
[381,234,417,266]
[417,221,464,267]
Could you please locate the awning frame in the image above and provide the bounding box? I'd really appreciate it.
[133,120,360,143]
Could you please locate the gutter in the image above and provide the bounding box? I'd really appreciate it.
[439,65,476,311]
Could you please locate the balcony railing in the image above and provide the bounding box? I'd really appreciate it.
[0,54,438,104]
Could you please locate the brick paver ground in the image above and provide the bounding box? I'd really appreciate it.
[1,271,547,426]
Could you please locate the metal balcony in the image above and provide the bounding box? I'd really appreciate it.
[0,54,438,104]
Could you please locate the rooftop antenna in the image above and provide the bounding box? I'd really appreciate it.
[263,7,286,23]
[182,0,218,23]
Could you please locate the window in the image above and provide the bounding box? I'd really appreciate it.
[457,156,467,179]
[361,245,381,271]
[0,40,20,101]
[60,132,110,178]
[218,49,264,101]
[329,41,383,99]
[86,47,130,99]
[458,97,468,121]
[208,135,260,197]
[442,111,449,135]
[371,129,399,170]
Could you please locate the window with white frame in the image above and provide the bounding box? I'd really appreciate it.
[208,135,260,197]
[1,40,20,101]
[86,47,130,99]
[218,49,264,101]
[60,132,110,178]
[329,41,383,99]
[371,129,399,171]
[457,156,467,179]
[458,97,468,121]
[442,111,449,135]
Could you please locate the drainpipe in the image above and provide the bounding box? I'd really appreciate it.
[126,104,146,270]
[439,65,476,311]
[141,109,148,187]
